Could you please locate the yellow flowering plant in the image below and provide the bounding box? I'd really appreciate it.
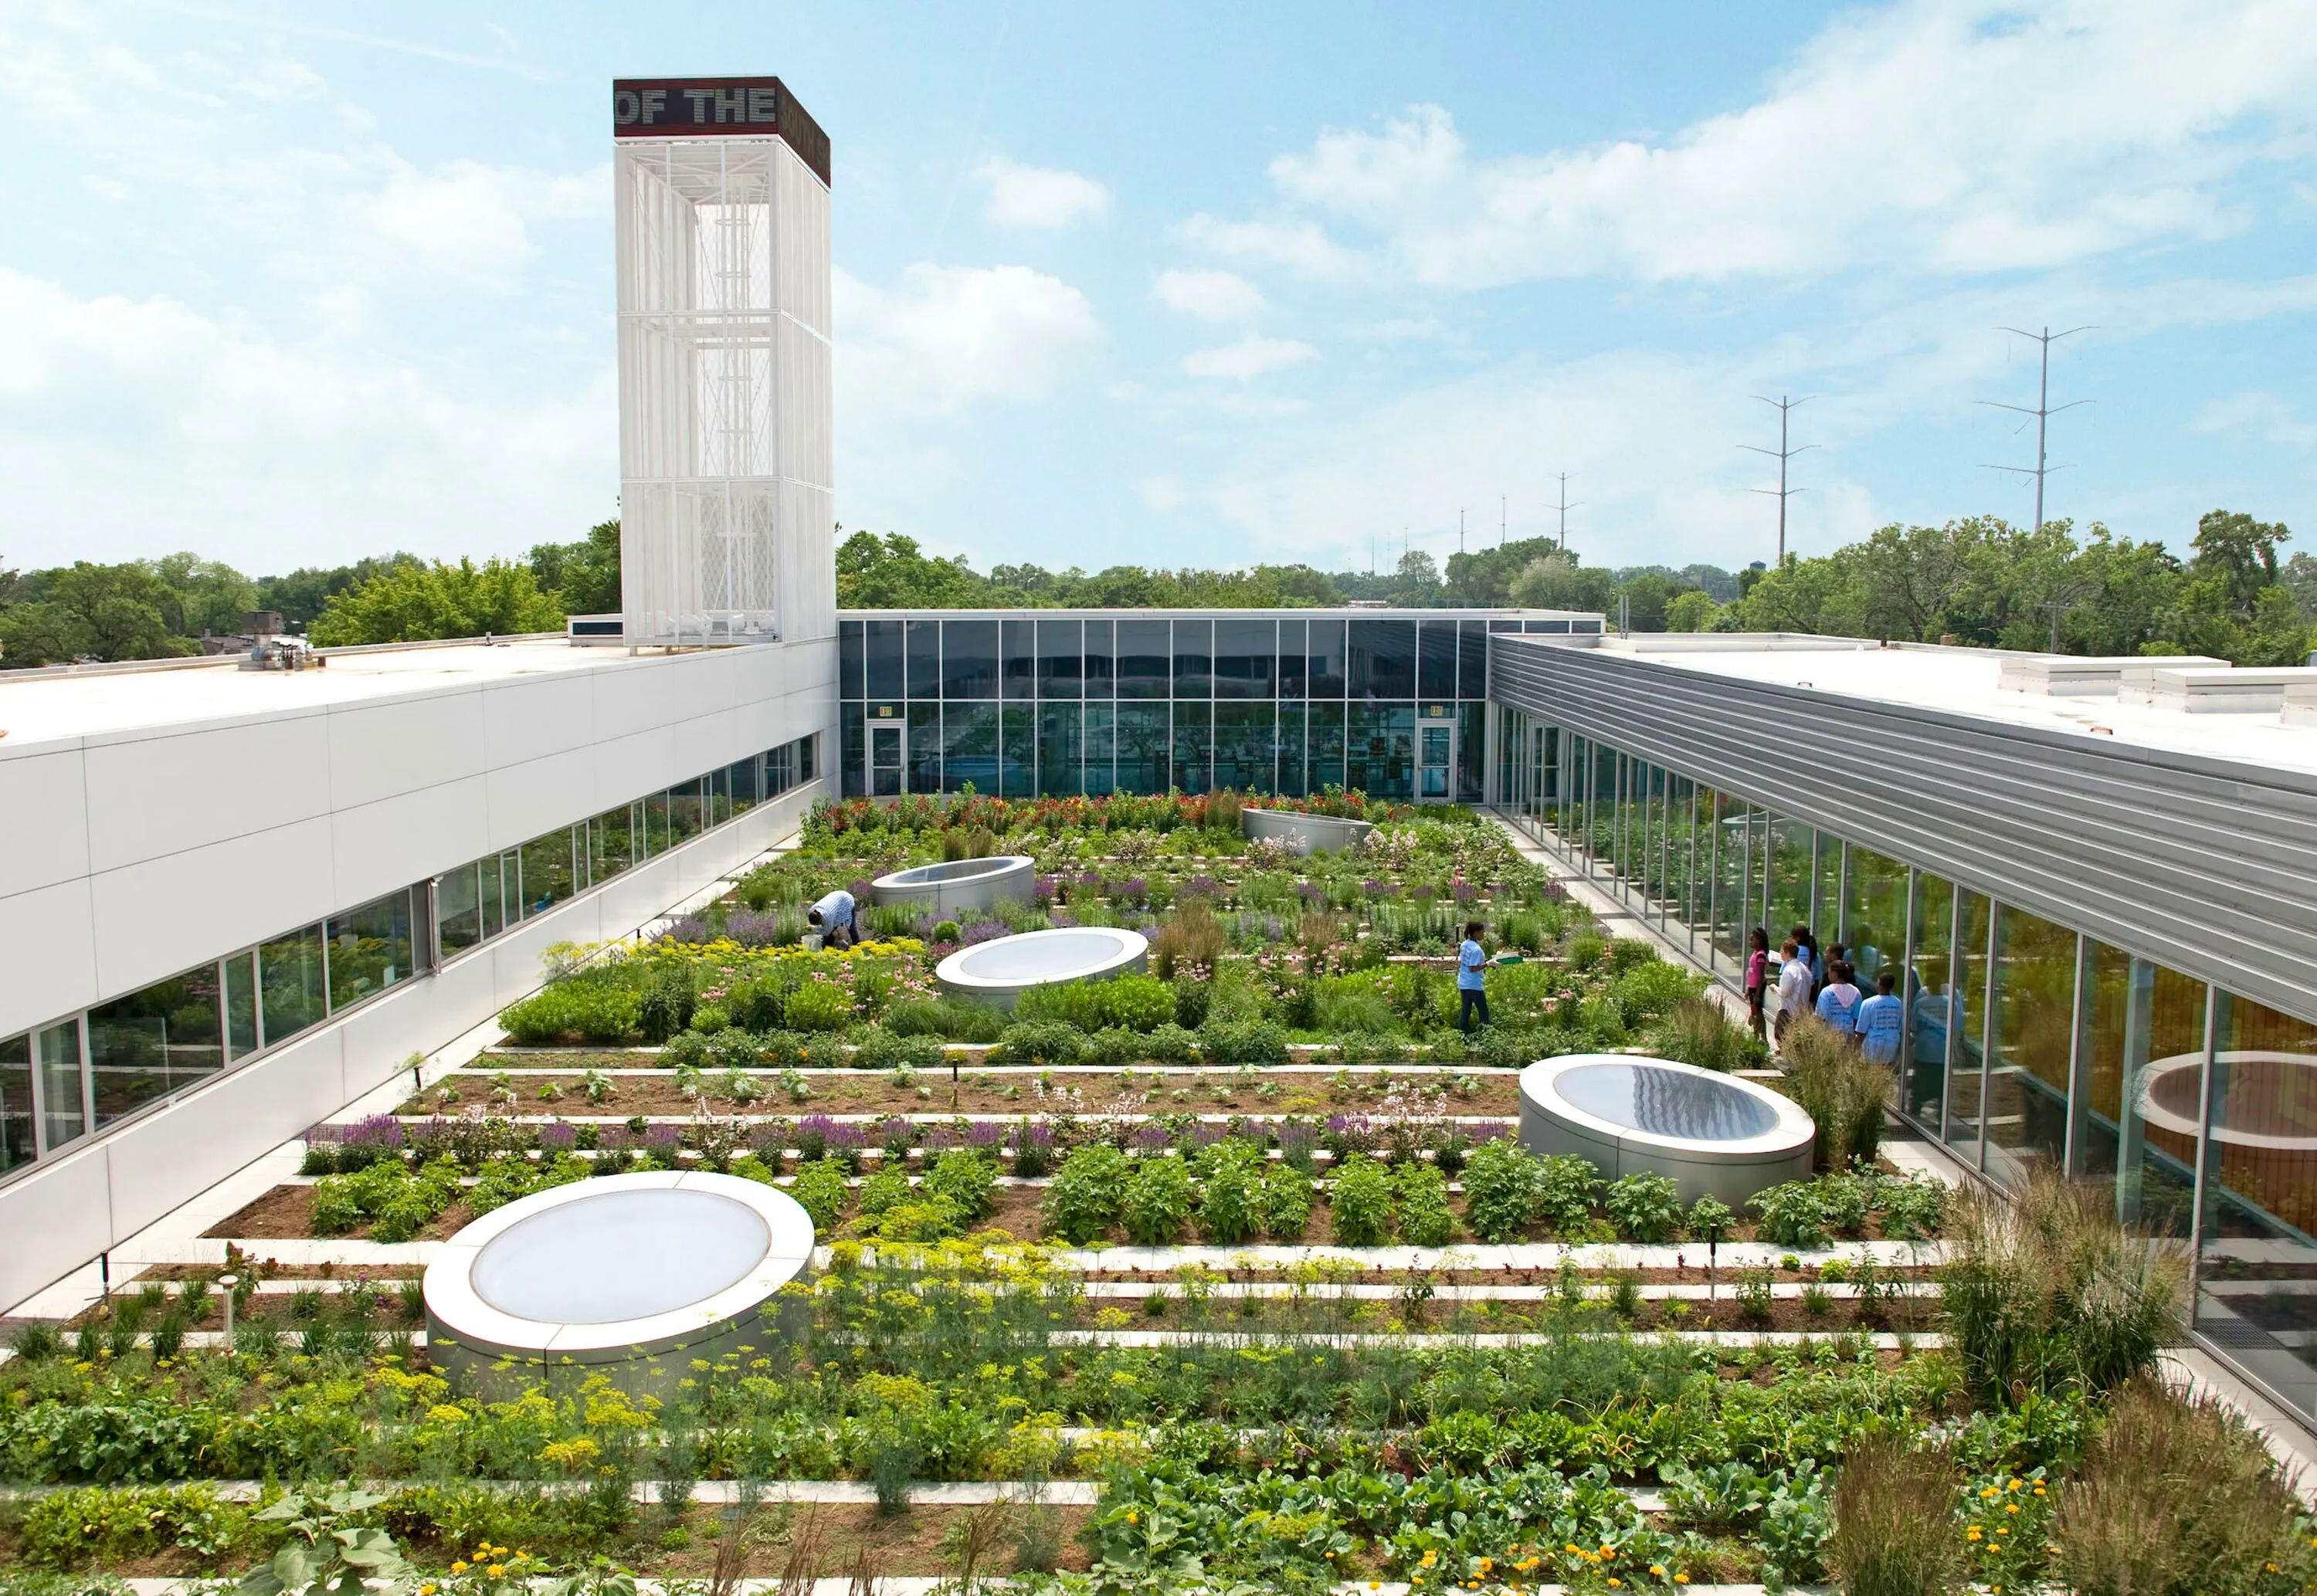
[1959,1467,2053,1590]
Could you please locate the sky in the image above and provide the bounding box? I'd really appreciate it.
[2,0,2315,581]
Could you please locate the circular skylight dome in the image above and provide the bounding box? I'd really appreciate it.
[425,1171,812,1393]
[870,855,1036,915]
[1518,1053,1816,1207]
[935,925,1148,1007]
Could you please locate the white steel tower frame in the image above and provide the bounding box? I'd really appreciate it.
[615,93,833,646]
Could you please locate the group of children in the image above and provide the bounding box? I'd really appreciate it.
[1744,924,1902,1065]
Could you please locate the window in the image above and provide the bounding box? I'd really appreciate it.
[1347,703,1414,798]
[2097,950,2207,1234]
[1213,619,1274,699]
[1084,704,1115,795]
[1348,618,1415,700]
[1278,619,1308,698]
[1417,619,1458,701]
[1906,874,1956,1126]
[1002,618,1036,700]
[1170,700,1212,791]
[436,863,483,957]
[223,952,259,1062]
[1037,619,1082,699]
[942,702,999,794]
[1946,890,1995,1160]
[262,924,329,1047]
[36,1022,83,1152]
[905,618,941,699]
[1306,700,1346,791]
[1116,619,1170,699]
[1985,905,2077,1181]
[326,889,415,1012]
[1083,619,1114,699]
[1276,702,1307,797]
[864,618,904,702]
[1457,620,1489,700]
[726,757,761,815]
[1213,702,1276,791]
[1172,619,1213,699]
[1000,705,1035,796]
[0,1034,32,1176]
[838,618,864,700]
[519,830,576,917]
[2196,989,2317,1418]
[840,702,866,798]
[667,780,704,848]
[1306,619,1348,696]
[88,966,221,1130]
[1115,703,1170,793]
[1038,703,1081,797]
[941,619,999,700]
[909,703,941,792]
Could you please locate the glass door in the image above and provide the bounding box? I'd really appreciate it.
[1418,719,1453,800]
[869,721,904,798]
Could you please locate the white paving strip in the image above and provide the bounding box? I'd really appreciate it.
[1050,1327,1935,1349]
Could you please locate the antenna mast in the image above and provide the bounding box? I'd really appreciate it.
[1978,325,2095,535]
[1739,395,1815,566]
[1553,474,1583,553]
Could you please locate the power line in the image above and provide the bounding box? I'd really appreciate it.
[1977,324,2095,536]
[1739,395,1816,566]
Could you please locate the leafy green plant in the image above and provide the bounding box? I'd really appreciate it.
[237,1488,409,1596]
[1536,1152,1603,1235]
[1260,1163,1313,1240]
[789,1158,850,1234]
[1391,1159,1457,1246]
[1878,1174,1947,1239]
[1605,1171,1682,1243]
[1195,1145,1265,1245]
[19,1485,247,1570]
[1752,1181,1830,1249]
[1460,1138,1541,1242]
[1121,1157,1195,1245]
[782,980,853,1033]
[1043,1144,1129,1244]
[923,1150,997,1224]
[1687,1192,1735,1244]
[1328,1155,1394,1247]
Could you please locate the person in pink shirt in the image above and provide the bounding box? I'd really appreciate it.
[1743,927,1770,1044]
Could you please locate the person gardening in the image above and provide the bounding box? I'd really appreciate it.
[806,887,860,950]
[1457,919,1491,1032]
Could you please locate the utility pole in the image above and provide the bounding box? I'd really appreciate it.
[1499,496,1506,548]
[1978,325,2095,536]
[1739,395,1815,565]
[1553,474,1583,553]
[1458,507,1465,556]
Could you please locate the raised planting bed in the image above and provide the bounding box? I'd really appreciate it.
[869,853,1038,913]
[935,925,1148,1008]
[1243,805,1376,855]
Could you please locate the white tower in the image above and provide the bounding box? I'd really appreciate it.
[613,77,835,646]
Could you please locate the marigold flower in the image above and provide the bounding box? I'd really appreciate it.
[1650,1567,1666,1577]
[487,1567,505,1577]
[450,1563,468,1574]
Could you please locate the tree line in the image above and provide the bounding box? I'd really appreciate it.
[0,522,619,669]
[5,509,2309,670]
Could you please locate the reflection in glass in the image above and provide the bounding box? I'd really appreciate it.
[1000,705,1035,797]
[1348,618,1416,700]
[905,617,941,699]
[1115,703,1169,792]
[1417,619,1458,701]
[1458,620,1489,701]
[1305,618,1348,696]
[1767,815,1816,944]
[864,618,904,702]
[1906,874,1956,1126]
[1037,703,1081,797]
[436,863,482,957]
[1986,904,2076,1181]
[1306,701,1345,791]
[1037,619,1082,699]
[36,1022,83,1151]
[1172,619,1213,699]
[941,619,999,699]
[1457,702,1487,803]
[325,890,414,1012]
[1944,891,1994,1161]
[942,702,999,793]
[838,618,863,699]
[1213,618,1274,699]
[840,702,866,798]
[0,1033,33,1174]
[224,952,259,1062]
[2113,957,2207,1233]
[1277,702,1307,797]
[2194,991,2317,1421]
[1347,703,1414,798]
[1084,704,1115,795]
[1002,618,1036,700]
[89,966,222,1128]
[1215,701,1277,791]
[908,703,941,792]
[1841,845,1908,993]
[1083,619,1114,699]
[667,781,704,848]
[1278,619,1308,697]
[1171,701,1213,790]
[1116,619,1170,699]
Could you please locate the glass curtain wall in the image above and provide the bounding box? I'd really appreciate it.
[837,612,1520,801]
[1489,702,2317,1428]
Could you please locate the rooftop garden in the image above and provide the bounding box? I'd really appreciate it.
[1,794,2304,1594]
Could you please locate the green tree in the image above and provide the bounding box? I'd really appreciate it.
[1664,588,1723,632]
[1389,549,1445,605]
[836,529,988,608]
[256,554,422,630]
[307,557,565,646]
[151,552,260,637]
[1614,571,1681,632]
[528,518,623,616]
[0,561,198,666]
[1508,553,1616,612]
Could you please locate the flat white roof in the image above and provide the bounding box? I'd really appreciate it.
[1578,635,2317,779]
[0,637,629,754]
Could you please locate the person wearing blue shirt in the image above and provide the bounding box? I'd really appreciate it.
[1813,958,1863,1036]
[1457,919,1491,1033]
[807,888,860,949]
[1855,971,1904,1066]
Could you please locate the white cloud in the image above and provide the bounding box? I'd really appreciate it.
[1182,336,1320,381]
[1240,0,2317,286]
[1178,215,1367,283]
[977,155,1112,229]
[0,269,612,571]
[837,263,1103,418]
[1152,268,1266,321]
[2194,391,2317,452]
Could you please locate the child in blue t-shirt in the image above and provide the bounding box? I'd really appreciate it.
[1457,920,1491,1033]
[1854,971,1905,1066]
